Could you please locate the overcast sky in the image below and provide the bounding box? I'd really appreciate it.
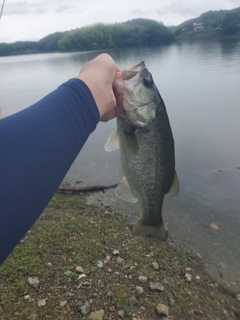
[0,0,239,43]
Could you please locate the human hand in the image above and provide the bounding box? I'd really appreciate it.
[77,53,124,122]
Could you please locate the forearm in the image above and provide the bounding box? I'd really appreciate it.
[0,78,99,263]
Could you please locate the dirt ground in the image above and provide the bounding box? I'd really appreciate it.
[0,193,239,320]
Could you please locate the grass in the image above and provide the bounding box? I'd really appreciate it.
[0,193,239,320]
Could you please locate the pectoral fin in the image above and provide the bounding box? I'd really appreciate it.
[104,131,119,152]
[115,177,138,203]
[167,171,179,196]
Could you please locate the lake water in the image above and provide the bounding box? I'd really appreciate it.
[1,39,240,289]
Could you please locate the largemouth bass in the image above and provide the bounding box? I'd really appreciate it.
[105,61,179,241]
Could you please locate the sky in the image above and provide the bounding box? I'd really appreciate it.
[0,0,239,43]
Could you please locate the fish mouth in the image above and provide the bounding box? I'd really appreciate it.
[125,99,153,109]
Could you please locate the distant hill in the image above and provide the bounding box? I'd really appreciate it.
[172,7,240,40]
[0,31,68,56]
[0,7,240,56]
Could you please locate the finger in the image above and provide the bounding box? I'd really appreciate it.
[113,87,124,109]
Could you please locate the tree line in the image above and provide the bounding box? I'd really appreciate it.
[0,7,240,57]
[0,19,173,56]
[58,19,173,52]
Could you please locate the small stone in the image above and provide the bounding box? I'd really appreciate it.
[60,300,67,307]
[135,286,144,294]
[196,275,201,280]
[128,275,133,279]
[169,296,175,306]
[47,262,52,267]
[185,289,192,295]
[236,293,240,301]
[109,305,115,311]
[27,314,37,320]
[149,282,164,292]
[194,308,204,315]
[156,303,169,316]
[185,273,193,282]
[38,299,46,307]
[88,309,105,320]
[97,260,104,268]
[107,291,114,297]
[107,268,112,273]
[152,262,159,270]
[26,276,40,288]
[83,281,92,286]
[104,255,111,263]
[138,276,148,283]
[116,257,124,264]
[121,263,131,271]
[112,249,120,255]
[84,269,92,275]
[80,301,92,315]
[186,267,191,272]
[129,296,139,307]
[64,270,72,276]
[78,274,86,279]
[118,309,125,318]
[164,277,174,286]
[24,295,30,299]
[76,266,84,273]
[62,291,75,299]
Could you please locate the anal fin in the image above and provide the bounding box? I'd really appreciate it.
[167,171,179,196]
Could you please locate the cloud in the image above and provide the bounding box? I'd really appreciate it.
[3,0,78,15]
[129,9,144,15]
[156,9,164,15]
[55,5,72,13]
[4,1,31,15]
[156,0,240,19]
[158,2,204,17]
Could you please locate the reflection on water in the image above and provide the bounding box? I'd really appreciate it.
[1,38,240,289]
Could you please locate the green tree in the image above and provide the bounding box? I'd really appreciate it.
[221,11,240,32]
[38,32,67,52]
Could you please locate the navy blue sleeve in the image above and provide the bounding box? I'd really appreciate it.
[0,78,100,264]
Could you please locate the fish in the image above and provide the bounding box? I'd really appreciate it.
[105,61,179,241]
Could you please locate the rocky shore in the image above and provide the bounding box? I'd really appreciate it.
[0,193,239,320]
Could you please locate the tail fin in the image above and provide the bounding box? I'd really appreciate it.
[132,219,168,242]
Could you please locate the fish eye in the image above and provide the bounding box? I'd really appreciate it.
[143,74,153,88]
